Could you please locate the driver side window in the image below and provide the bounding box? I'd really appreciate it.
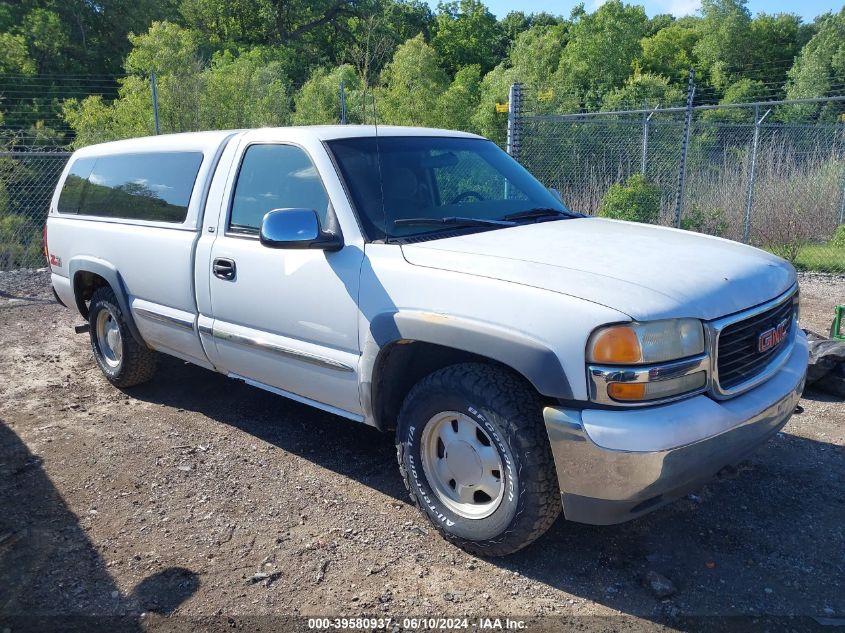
[229,144,329,234]
[433,151,528,204]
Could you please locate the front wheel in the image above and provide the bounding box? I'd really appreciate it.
[396,363,561,556]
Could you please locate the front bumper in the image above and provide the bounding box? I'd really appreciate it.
[544,329,808,525]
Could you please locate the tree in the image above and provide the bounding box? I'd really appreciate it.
[601,71,683,110]
[692,0,753,92]
[509,24,568,93]
[180,0,360,46]
[200,47,293,129]
[784,9,845,120]
[125,21,202,76]
[639,24,698,83]
[431,0,504,75]
[434,64,481,131]
[378,34,449,126]
[471,62,515,146]
[553,0,649,110]
[293,65,363,124]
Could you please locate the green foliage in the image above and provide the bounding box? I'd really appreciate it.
[553,0,649,110]
[784,8,845,120]
[831,225,845,248]
[293,65,363,125]
[602,71,684,110]
[432,0,504,75]
[0,214,43,269]
[377,34,449,127]
[508,24,568,94]
[639,24,698,83]
[434,65,482,131]
[597,174,661,224]
[470,63,515,146]
[693,0,753,91]
[126,21,201,76]
[0,33,36,74]
[680,206,728,237]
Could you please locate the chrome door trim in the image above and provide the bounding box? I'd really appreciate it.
[213,326,354,373]
[229,373,364,422]
[134,306,195,331]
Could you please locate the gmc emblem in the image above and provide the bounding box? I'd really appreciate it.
[758,318,789,353]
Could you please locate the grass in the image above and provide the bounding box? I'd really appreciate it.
[793,244,845,273]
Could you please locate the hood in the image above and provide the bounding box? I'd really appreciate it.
[400,218,796,321]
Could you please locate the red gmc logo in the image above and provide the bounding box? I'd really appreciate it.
[758,318,789,353]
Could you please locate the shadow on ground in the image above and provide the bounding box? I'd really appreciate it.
[0,419,199,631]
[126,357,845,622]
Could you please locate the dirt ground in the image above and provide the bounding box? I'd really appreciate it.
[0,269,843,631]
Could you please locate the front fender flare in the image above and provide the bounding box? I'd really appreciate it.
[360,310,573,422]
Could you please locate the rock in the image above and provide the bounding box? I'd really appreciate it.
[643,571,677,599]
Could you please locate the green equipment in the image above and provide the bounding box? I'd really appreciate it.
[832,305,845,340]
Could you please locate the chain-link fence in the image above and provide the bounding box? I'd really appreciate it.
[511,87,845,273]
[0,150,70,269]
[2,76,845,273]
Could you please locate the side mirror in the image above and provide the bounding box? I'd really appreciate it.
[259,208,343,251]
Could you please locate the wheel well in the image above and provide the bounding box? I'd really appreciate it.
[371,340,540,432]
[72,271,109,319]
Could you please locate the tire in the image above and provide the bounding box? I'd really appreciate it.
[88,286,157,388]
[396,363,561,556]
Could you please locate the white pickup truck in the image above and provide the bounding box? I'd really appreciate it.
[46,126,808,556]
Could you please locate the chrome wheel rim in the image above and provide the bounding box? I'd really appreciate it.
[95,308,123,368]
[420,411,505,520]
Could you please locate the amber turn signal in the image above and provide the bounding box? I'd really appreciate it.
[589,325,641,364]
[606,382,647,400]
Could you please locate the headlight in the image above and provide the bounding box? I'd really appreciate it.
[587,318,708,405]
[587,318,705,365]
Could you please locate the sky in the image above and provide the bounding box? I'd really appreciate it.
[428,0,842,21]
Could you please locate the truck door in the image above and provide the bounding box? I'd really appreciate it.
[205,140,364,419]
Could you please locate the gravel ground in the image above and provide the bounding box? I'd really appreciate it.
[0,269,843,631]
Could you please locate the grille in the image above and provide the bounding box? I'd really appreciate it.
[716,294,796,391]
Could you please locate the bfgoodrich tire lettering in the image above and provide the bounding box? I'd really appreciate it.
[396,363,561,556]
[88,286,157,388]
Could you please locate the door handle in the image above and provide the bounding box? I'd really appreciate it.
[213,257,236,280]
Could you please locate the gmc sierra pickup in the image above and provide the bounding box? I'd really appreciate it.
[45,126,808,556]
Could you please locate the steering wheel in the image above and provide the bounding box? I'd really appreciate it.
[450,190,485,204]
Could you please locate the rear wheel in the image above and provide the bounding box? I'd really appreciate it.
[396,363,561,556]
[89,286,157,388]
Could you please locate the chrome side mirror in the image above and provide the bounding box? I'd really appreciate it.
[259,208,342,251]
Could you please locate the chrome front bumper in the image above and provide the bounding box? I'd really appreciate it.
[544,329,808,525]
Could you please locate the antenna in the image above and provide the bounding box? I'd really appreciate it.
[370,88,387,240]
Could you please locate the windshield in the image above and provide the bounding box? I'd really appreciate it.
[326,136,569,241]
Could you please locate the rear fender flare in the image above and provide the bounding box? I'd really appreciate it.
[68,256,146,346]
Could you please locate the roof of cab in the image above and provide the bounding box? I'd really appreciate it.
[71,125,484,157]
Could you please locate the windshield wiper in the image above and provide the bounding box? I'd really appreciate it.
[502,207,584,221]
[394,216,516,228]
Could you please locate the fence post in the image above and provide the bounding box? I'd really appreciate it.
[674,69,695,228]
[151,72,160,135]
[641,104,658,176]
[506,83,522,161]
[839,165,845,225]
[339,79,347,125]
[743,106,770,243]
